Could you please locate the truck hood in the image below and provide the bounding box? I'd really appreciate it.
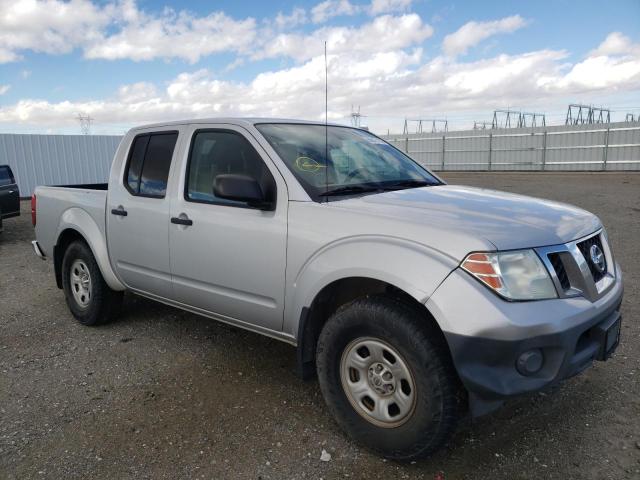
[335,185,601,251]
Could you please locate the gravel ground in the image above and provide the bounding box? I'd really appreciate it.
[1,172,639,479]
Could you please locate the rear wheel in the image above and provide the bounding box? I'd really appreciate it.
[316,295,463,460]
[61,240,122,326]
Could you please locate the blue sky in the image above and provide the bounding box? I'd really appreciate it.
[0,0,639,134]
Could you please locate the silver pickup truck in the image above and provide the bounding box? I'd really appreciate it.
[32,118,623,460]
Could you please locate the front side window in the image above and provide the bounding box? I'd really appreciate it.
[185,130,276,207]
[0,166,14,186]
[255,124,440,201]
[124,132,178,198]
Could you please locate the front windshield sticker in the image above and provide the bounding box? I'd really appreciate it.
[295,156,325,172]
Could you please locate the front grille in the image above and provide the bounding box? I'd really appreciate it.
[548,253,570,291]
[576,234,607,283]
[536,230,614,302]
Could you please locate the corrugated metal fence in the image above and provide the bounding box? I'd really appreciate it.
[383,121,640,171]
[1,122,639,196]
[0,134,123,196]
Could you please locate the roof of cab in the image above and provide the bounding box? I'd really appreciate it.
[128,117,347,132]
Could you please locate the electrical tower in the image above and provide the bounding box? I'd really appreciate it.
[492,110,546,129]
[76,114,94,135]
[625,113,637,122]
[473,121,492,130]
[350,105,366,128]
[403,118,448,135]
[565,104,610,125]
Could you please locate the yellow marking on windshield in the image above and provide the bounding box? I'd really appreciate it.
[295,156,326,172]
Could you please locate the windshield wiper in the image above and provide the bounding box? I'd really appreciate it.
[321,185,383,197]
[382,179,434,191]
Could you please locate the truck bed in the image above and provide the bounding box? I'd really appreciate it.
[34,185,108,258]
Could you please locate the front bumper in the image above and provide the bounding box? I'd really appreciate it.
[426,264,623,416]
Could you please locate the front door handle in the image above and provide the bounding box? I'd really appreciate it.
[171,216,193,226]
[111,207,128,216]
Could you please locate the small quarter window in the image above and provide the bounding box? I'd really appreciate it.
[126,136,149,193]
[124,132,178,198]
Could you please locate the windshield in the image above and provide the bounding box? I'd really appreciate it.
[255,124,440,201]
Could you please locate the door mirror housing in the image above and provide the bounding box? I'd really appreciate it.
[213,174,273,210]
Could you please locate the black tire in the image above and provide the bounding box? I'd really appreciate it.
[61,240,123,326]
[316,295,463,460]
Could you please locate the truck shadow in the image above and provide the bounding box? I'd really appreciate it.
[113,291,614,475]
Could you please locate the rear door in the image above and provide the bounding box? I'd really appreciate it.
[168,125,288,331]
[0,165,20,218]
[106,128,181,299]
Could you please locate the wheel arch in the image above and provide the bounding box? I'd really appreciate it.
[294,276,454,381]
[54,208,125,291]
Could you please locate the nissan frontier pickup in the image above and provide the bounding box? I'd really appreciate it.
[31,118,623,459]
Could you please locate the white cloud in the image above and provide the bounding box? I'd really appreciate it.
[0,17,638,134]
[310,0,413,23]
[0,84,10,95]
[274,7,307,29]
[443,15,528,57]
[0,0,114,63]
[117,82,158,103]
[84,3,257,63]
[369,0,413,15]
[590,32,640,57]
[0,0,421,64]
[257,14,433,62]
[0,0,258,64]
[546,55,640,91]
[311,0,358,23]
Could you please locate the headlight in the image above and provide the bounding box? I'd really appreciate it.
[461,250,557,300]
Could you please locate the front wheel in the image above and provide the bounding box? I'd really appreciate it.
[316,295,463,460]
[61,240,122,326]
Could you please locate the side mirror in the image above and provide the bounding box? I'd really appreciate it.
[213,174,273,210]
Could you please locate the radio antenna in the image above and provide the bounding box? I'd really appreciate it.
[324,40,329,203]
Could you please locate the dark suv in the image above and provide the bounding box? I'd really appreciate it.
[0,165,20,232]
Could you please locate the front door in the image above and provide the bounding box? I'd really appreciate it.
[169,125,288,331]
[107,129,180,299]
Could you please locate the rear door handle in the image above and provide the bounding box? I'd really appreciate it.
[171,216,193,226]
[111,207,128,216]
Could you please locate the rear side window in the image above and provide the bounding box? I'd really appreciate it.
[124,132,178,198]
[0,166,15,186]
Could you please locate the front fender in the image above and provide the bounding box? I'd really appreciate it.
[284,235,458,337]
[57,207,125,291]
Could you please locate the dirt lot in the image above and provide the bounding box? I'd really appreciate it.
[1,172,639,479]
